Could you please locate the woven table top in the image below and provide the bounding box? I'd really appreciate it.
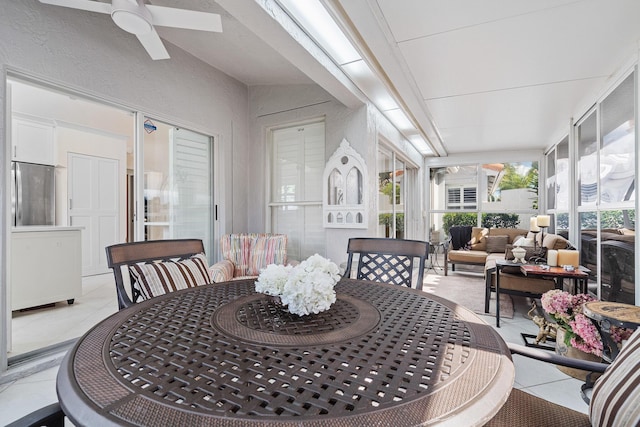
[57,278,513,426]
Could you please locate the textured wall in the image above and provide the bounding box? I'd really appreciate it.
[0,1,250,252]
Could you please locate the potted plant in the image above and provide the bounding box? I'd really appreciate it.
[540,289,633,379]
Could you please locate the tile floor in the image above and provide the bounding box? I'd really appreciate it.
[0,271,590,425]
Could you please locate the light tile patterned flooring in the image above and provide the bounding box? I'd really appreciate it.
[0,271,589,425]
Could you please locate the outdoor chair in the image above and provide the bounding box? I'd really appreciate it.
[209,233,289,282]
[5,402,65,427]
[106,239,211,310]
[486,327,640,426]
[343,237,429,290]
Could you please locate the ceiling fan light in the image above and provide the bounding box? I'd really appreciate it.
[111,0,153,35]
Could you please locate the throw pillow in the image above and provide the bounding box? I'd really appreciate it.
[589,327,640,426]
[209,259,235,283]
[130,253,211,300]
[469,227,488,251]
[485,235,509,253]
[513,236,535,247]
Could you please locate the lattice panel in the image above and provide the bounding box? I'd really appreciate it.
[357,253,413,286]
[106,280,474,421]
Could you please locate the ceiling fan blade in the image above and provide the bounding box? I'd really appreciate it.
[136,28,170,60]
[146,5,222,32]
[38,0,111,14]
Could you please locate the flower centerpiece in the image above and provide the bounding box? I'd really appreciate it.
[541,289,633,357]
[255,254,340,316]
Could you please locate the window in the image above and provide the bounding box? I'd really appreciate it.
[573,71,636,303]
[378,147,417,239]
[430,162,539,237]
[269,121,325,259]
[446,186,477,209]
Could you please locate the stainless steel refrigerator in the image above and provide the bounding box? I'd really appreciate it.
[11,161,55,226]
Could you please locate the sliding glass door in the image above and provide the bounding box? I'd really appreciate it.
[142,118,214,256]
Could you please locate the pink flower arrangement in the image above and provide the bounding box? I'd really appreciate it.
[541,290,633,357]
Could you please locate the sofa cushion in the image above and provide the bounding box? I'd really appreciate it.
[130,253,211,300]
[486,235,509,253]
[448,250,488,264]
[590,327,640,426]
[470,227,489,251]
[490,228,528,244]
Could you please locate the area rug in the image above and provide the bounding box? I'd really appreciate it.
[421,271,514,319]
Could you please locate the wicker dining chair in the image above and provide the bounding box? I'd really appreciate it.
[343,237,429,290]
[486,327,640,426]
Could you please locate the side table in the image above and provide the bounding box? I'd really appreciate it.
[520,264,590,294]
[426,241,445,274]
[583,301,640,362]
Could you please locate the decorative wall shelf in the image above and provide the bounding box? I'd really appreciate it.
[323,139,368,228]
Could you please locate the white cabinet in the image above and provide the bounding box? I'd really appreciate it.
[11,228,82,311]
[12,116,56,165]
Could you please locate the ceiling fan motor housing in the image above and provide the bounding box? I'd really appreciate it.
[111,0,152,35]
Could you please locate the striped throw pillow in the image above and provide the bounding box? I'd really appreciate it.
[209,259,235,283]
[589,327,640,426]
[130,253,211,300]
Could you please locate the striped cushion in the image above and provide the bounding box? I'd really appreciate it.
[209,259,235,283]
[130,253,210,300]
[220,234,288,277]
[590,327,640,426]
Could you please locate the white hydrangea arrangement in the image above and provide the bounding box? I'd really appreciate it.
[255,254,340,316]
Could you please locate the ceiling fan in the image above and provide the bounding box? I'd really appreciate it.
[39,0,222,60]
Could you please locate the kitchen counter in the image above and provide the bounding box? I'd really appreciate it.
[12,226,84,233]
[10,227,82,311]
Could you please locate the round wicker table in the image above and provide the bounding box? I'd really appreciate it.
[57,278,514,426]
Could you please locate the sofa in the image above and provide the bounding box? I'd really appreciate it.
[209,233,289,282]
[445,226,573,308]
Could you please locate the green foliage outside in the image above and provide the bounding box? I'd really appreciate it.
[494,162,539,209]
[380,181,401,204]
[379,213,404,233]
[579,210,636,230]
[442,212,520,235]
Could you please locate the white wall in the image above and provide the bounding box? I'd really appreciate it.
[0,1,250,370]
[0,1,250,239]
[248,85,425,264]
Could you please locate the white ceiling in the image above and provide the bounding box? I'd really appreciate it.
[40,0,640,157]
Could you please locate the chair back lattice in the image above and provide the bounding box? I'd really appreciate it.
[344,238,429,290]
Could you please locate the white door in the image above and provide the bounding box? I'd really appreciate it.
[69,153,119,275]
